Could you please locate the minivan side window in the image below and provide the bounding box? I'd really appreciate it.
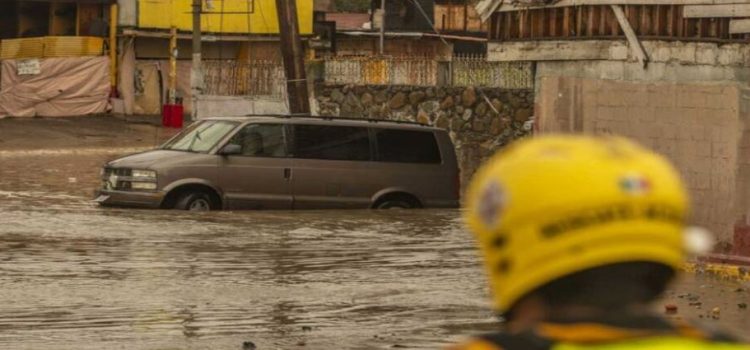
[375,129,442,164]
[225,124,287,158]
[293,125,371,161]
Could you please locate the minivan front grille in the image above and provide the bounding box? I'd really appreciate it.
[101,167,132,191]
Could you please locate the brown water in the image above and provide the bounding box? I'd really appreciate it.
[0,149,748,350]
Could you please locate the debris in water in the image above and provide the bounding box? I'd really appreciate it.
[242,341,257,350]
[68,177,77,183]
[665,304,678,314]
[739,303,748,309]
[302,326,312,331]
[296,341,306,346]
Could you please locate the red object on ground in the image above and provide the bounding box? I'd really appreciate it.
[665,304,678,314]
[161,104,184,128]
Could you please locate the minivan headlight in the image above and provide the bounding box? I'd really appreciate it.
[132,169,157,181]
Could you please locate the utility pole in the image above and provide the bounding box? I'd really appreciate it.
[275,0,310,116]
[190,0,203,120]
[379,0,386,55]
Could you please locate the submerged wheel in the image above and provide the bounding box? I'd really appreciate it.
[375,200,414,209]
[175,191,217,211]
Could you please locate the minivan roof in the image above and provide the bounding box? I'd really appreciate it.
[201,115,445,131]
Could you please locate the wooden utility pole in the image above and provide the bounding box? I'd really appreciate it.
[190,0,204,120]
[275,0,310,116]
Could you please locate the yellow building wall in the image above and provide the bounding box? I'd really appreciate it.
[137,0,313,35]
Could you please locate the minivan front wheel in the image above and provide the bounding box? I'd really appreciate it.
[175,192,217,211]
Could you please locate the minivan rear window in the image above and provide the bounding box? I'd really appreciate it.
[293,125,371,161]
[375,129,441,164]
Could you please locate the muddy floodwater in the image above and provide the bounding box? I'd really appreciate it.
[1,147,748,350]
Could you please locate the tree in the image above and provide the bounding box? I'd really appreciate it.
[334,0,371,13]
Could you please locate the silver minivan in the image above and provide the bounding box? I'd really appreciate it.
[95,116,460,211]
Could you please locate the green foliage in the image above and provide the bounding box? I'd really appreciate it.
[334,0,371,13]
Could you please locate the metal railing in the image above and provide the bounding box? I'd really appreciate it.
[203,60,286,98]
[324,56,438,86]
[323,55,534,89]
[451,54,534,89]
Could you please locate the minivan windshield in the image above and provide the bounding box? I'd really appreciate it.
[162,121,239,153]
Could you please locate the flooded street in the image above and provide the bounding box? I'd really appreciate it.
[0,131,748,349]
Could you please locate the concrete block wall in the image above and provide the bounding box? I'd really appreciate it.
[537,74,747,253]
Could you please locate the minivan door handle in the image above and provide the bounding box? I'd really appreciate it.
[283,168,291,180]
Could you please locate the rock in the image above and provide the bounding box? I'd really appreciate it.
[456,106,464,114]
[490,117,505,134]
[472,119,485,132]
[353,85,367,95]
[436,114,450,129]
[451,118,465,131]
[425,87,435,98]
[739,303,748,309]
[345,92,360,107]
[711,307,721,319]
[462,87,478,107]
[476,102,488,117]
[462,108,473,121]
[375,90,389,103]
[302,326,313,331]
[665,304,678,314]
[331,89,345,104]
[440,96,454,110]
[389,92,408,110]
[361,92,374,107]
[242,341,257,350]
[420,101,440,114]
[508,94,523,108]
[409,91,426,105]
[491,98,503,114]
[436,88,446,99]
[417,110,430,125]
[514,108,533,122]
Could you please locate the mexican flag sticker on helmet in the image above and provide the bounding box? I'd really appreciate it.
[619,173,651,195]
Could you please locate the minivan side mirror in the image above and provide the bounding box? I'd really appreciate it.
[219,144,242,156]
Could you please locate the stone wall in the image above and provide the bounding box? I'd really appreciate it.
[315,84,535,189]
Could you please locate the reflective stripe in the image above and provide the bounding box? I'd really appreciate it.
[554,337,750,350]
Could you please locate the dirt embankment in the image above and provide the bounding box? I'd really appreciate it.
[0,115,180,151]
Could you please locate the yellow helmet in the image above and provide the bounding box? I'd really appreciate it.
[464,135,689,313]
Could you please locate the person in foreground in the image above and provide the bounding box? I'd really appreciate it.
[452,135,749,350]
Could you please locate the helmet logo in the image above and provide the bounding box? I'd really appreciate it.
[619,174,651,195]
[478,181,506,227]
